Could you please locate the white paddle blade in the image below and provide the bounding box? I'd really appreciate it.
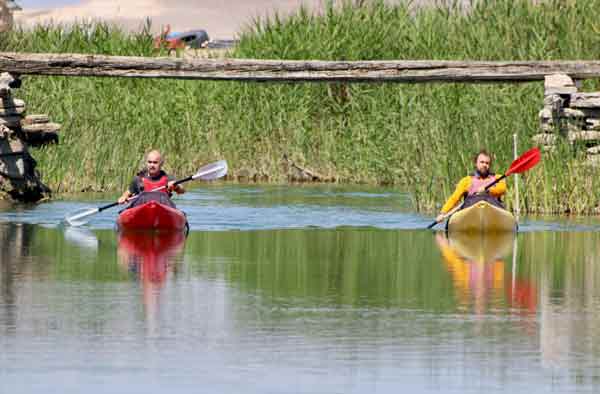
[64,207,100,227]
[192,160,228,181]
[64,226,99,251]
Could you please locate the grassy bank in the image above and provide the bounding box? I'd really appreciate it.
[2,0,600,213]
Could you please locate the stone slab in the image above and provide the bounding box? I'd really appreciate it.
[0,97,25,109]
[532,133,557,145]
[0,115,22,128]
[540,122,555,133]
[571,93,600,109]
[22,114,50,125]
[586,145,600,155]
[21,122,61,133]
[539,108,553,121]
[568,130,600,142]
[0,106,25,116]
[561,108,586,118]
[586,118,600,130]
[544,73,577,95]
[543,94,564,112]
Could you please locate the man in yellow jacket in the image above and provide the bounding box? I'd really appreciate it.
[435,150,507,223]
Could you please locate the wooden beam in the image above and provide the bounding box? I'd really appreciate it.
[2,52,600,83]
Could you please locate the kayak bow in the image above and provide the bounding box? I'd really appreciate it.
[446,201,516,233]
[116,200,188,232]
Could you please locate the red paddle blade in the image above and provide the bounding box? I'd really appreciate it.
[505,147,541,176]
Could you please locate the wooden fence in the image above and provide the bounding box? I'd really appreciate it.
[2,52,600,82]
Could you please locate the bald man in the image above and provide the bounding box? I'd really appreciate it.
[118,150,184,204]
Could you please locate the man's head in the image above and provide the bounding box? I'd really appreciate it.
[145,150,163,177]
[473,150,492,177]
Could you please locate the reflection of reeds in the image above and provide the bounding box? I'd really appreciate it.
[188,228,456,308]
[3,2,600,212]
[518,232,600,369]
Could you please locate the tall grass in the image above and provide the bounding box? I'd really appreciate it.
[2,0,600,213]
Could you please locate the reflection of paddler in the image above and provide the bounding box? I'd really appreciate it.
[117,230,186,283]
[435,232,513,311]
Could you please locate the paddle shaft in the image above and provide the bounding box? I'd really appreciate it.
[98,200,120,213]
[173,175,193,186]
[96,183,172,213]
[98,172,202,213]
[109,180,185,211]
[108,165,219,209]
[427,201,464,229]
[484,174,507,192]
[98,178,191,212]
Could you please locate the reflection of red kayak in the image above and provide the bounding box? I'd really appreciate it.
[116,201,188,231]
[118,230,186,283]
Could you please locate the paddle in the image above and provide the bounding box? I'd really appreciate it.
[426,202,463,230]
[64,160,228,227]
[483,147,541,191]
[426,147,541,229]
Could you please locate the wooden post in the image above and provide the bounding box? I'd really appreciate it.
[513,133,520,221]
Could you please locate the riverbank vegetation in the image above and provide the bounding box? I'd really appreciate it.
[2,0,600,213]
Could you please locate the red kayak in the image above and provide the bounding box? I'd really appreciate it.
[116,200,188,231]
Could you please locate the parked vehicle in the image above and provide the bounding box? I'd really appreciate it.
[154,25,210,51]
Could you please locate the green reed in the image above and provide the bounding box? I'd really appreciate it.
[2,0,600,213]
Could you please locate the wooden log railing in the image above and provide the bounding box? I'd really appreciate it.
[2,52,600,83]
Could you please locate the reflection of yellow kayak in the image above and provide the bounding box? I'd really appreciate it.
[447,201,517,233]
[447,231,514,264]
[435,231,514,311]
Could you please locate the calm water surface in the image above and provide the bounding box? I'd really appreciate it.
[1,185,600,393]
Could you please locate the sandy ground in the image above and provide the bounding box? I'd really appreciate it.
[13,0,342,39]
[12,0,452,39]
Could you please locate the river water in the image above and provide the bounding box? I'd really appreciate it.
[1,185,600,393]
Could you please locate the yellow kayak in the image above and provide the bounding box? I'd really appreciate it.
[447,200,517,233]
